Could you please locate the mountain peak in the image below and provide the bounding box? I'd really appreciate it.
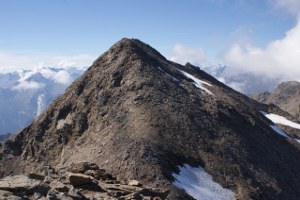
[1,39,300,200]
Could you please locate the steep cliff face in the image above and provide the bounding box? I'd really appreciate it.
[1,39,300,200]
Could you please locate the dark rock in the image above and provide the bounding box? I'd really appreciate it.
[50,180,69,193]
[67,186,86,200]
[84,169,114,181]
[0,190,23,200]
[66,173,93,187]
[28,173,45,181]
[69,162,99,173]
[46,189,72,200]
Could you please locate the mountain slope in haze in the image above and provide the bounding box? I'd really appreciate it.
[0,67,85,136]
[252,81,300,120]
[202,64,280,95]
[1,39,300,200]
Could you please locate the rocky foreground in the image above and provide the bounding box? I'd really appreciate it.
[0,162,168,200]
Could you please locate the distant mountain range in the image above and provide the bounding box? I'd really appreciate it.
[0,67,86,135]
[202,64,281,95]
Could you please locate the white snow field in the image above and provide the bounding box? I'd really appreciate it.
[180,70,214,95]
[260,112,300,130]
[173,164,235,200]
[260,111,300,143]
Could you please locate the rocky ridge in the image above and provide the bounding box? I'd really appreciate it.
[252,81,300,120]
[0,38,300,199]
[0,162,168,199]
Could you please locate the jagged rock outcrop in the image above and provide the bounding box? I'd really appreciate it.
[0,39,300,199]
[252,81,300,120]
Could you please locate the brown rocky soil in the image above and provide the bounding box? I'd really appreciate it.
[0,38,300,199]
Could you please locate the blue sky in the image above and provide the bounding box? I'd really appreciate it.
[1,0,300,80]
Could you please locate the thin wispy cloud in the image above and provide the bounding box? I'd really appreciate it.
[0,51,95,72]
[170,44,206,66]
[12,81,45,91]
[268,0,300,15]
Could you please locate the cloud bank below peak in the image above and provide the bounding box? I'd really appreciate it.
[0,51,96,73]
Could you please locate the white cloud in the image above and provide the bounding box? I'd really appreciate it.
[36,94,45,117]
[39,68,71,84]
[52,70,72,84]
[269,0,300,15]
[12,80,45,90]
[170,44,206,66]
[223,16,300,81]
[0,51,95,73]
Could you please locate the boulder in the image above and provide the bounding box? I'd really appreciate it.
[65,172,93,187]
[0,190,23,200]
[68,162,99,173]
[0,175,41,192]
[128,180,142,187]
[28,173,45,181]
[84,169,114,181]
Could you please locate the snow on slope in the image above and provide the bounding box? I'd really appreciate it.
[260,111,300,143]
[260,112,300,130]
[173,164,235,200]
[180,70,214,95]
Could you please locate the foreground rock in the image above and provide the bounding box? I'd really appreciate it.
[0,162,169,200]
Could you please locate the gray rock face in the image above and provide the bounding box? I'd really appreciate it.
[252,81,300,120]
[0,39,300,199]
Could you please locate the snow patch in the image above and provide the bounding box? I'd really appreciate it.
[260,111,300,130]
[180,70,214,95]
[261,111,300,143]
[173,164,235,200]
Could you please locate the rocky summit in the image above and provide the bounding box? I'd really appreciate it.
[252,81,300,120]
[1,38,300,200]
